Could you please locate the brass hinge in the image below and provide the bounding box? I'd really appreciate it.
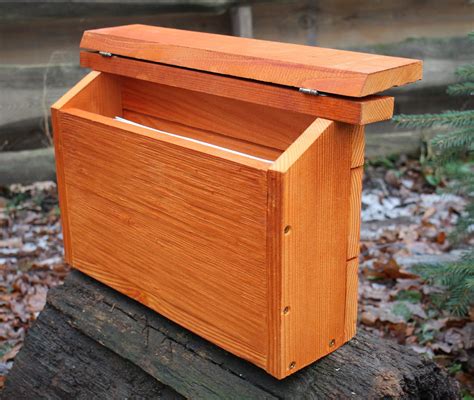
[98,51,113,58]
[299,88,327,96]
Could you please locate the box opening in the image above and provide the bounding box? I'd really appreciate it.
[61,72,317,168]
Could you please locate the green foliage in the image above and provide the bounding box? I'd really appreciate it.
[396,289,422,303]
[365,154,397,169]
[412,251,474,316]
[456,64,474,81]
[392,302,413,321]
[447,82,474,96]
[393,110,474,129]
[417,323,436,344]
[448,362,463,375]
[393,31,474,317]
[463,392,474,400]
[6,192,29,209]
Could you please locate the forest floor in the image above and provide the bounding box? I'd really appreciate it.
[0,156,472,395]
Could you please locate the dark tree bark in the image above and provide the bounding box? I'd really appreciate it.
[1,298,182,400]
[3,270,459,399]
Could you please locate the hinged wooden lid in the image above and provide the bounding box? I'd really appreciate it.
[80,24,422,98]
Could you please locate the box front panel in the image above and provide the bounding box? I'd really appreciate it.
[57,111,269,367]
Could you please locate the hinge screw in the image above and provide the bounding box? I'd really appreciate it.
[299,87,327,96]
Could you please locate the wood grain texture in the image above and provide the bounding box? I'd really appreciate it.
[80,24,422,97]
[359,97,394,125]
[80,52,394,125]
[121,77,314,151]
[344,258,359,342]
[348,124,366,168]
[52,71,122,117]
[52,68,370,379]
[51,108,72,264]
[57,108,270,368]
[123,109,283,161]
[268,119,352,378]
[6,270,460,400]
[347,166,364,260]
[51,71,122,264]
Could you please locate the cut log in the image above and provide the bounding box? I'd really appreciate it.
[1,304,182,400]
[4,270,460,399]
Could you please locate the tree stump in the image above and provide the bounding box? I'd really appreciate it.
[3,270,459,399]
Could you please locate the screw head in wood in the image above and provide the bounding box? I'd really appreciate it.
[284,225,292,235]
[329,339,336,347]
[283,306,290,315]
[289,361,296,370]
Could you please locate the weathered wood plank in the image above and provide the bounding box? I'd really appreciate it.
[3,269,458,399]
[2,303,182,400]
[0,148,55,186]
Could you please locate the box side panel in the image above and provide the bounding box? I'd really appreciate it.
[51,108,73,264]
[57,110,269,367]
[344,124,365,342]
[347,166,364,260]
[349,125,365,169]
[267,119,352,378]
[266,169,284,377]
[52,71,122,265]
[344,258,359,341]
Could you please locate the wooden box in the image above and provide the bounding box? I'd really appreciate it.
[52,25,422,379]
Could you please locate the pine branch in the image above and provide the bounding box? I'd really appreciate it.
[455,64,474,80]
[413,255,474,316]
[432,128,474,152]
[393,110,474,128]
[447,82,474,96]
[443,162,474,196]
[399,30,474,318]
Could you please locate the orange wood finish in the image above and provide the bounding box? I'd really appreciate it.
[349,124,366,168]
[53,72,362,378]
[344,258,359,342]
[51,71,122,264]
[122,110,283,162]
[267,119,352,377]
[54,26,422,379]
[121,77,314,151]
[80,24,422,97]
[80,51,395,125]
[58,106,270,365]
[348,166,364,260]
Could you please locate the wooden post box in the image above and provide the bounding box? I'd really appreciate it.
[52,25,422,379]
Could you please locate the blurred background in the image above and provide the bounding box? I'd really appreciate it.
[0,1,474,395]
[0,0,473,184]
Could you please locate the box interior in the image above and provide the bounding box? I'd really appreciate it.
[64,72,317,167]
